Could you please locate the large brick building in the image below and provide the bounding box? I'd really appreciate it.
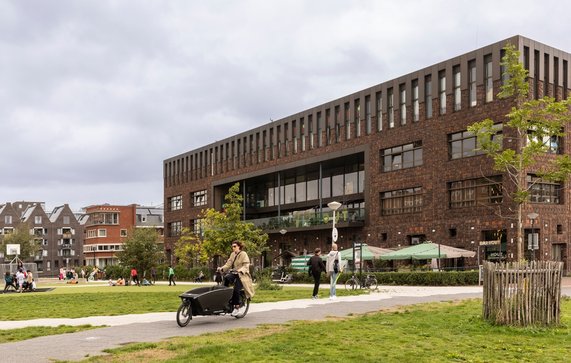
[164,35,571,274]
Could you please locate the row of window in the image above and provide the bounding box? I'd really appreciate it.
[168,190,208,212]
[85,229,129,238]
[380,175,561,215]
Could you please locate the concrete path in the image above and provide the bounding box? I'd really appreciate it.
[0,283,569,363]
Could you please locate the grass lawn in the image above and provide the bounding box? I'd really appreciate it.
[85,298,571,363]
[0,283,362,320]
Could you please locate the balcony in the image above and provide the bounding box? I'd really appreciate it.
[248,207,365,233]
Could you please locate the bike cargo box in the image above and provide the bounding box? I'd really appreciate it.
[179,286,233,315]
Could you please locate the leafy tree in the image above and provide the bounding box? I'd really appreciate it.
[0,223,40,260]
[116,228,165,277]
[468,44,571,261]
[175,182,269,265]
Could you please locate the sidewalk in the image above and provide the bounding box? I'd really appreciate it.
[0,285,482,329]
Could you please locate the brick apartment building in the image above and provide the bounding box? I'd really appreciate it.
[0,201,85,277]
[83,204,164,269]
[163,35,571,274]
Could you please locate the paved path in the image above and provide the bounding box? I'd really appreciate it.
[0,283,569,363]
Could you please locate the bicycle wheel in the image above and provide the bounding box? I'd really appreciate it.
[345,278,358,290]
[367,277,378,290]
[233,292,250,319]
[176,302,192,327]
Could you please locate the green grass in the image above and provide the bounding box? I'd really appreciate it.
[86,298,571,363]
[0,283,362,320]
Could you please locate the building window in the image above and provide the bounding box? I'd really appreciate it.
[527,175,561,204]
[485,54,493,102]
[388,88,394,128]
[63,216,70,224]
[344,103,351,140]
[98,229,107,237]
[87,230,97,238]
[381,187,423,215]
[376,91,383,131]
[365,96,371,134]
[448,176,503,208]
[192,219,204,236]
[192,190,207,207]
[309,114,314,149]
[469,59,477,107]
[168,195,182,211]
[399,84,406,125]
[334,107,340,143]
[300,117,306,151]
[439,70,446,115]
[527,130,562,154]
[412,79,419,122]
[453,65,461,111]
[35,216,42,224]
[354,98,361,137]
[317,111,323,147]
[448,124,502,159]
[4,215,12,224]
[425,75,432,118]
[381,141,423,172]
[120,229,128,237]
[169,221,182,237]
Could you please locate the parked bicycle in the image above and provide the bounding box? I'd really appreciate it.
[345,273,378,290]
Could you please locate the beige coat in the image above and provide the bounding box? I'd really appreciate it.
[221,250,255,299]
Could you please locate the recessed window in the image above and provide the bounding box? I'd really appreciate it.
[448,176,503,208]
[120,229,128,237]
[168,195,182,211]
[381,141,423,172]
[192,190,207,207]
[381,187,423,215]
[98,229,107,237]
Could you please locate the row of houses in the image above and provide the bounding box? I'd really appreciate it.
[0,201,164,277]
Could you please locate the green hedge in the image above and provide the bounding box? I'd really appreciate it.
[289,270,478,286]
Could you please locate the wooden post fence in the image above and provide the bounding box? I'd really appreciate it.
[482,260,563,326]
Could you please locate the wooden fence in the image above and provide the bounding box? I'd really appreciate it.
[482,260,563,326]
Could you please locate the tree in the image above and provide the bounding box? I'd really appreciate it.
[175,182,269,265]
[116,228,165,276]
[468,44,571,261]
[0,223,40,261]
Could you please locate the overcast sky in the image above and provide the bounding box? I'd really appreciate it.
[2,0,570,212]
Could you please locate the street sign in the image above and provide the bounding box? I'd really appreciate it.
[332,227,338,242]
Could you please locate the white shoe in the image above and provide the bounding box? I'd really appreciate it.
[329,295,336,300]
[231,308,239,316]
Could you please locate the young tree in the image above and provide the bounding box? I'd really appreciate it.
[0,223,40,260]
[468,44,571,261]
[116,228,165,276]
[175,182,269,265]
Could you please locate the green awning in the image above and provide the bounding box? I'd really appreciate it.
[380,242,476,260]
[339,244,394,260]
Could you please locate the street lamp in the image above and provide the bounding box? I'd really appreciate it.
[279,229,287,266]
[527,212,539,261]
[327,201,342,243]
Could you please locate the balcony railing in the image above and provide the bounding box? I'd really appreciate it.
[247,207,365,233]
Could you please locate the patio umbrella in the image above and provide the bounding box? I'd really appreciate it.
[339,244,394,260]
[380,242,475,260]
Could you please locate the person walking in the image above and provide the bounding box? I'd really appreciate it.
[307,248,326,299]
[150,267,157,285]
[168,266,176,286]
[218,240,255,316]
[326,243,342,300]
[130,267,140,286]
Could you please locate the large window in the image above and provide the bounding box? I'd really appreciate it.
[527,130,562,154]
[365,95,371,134]
[527,175,561,204]
[388,88,394,128]
[381,141,423,172]
[469,59,477,106]
[192,219,204,236]
[399,84,406,125]
[448,124,502,159]
[449,176,503,208]
[412,79,419,122]
[168,221,182,237]
[89,212,118,225]
[485,54,493,102]
[453,65,461,111]
[168,195,182,211]
[376,91,383,131]
[381,187,423,215]
[192,190,207,207]
[439,70,446,115]
[425,75,432,118]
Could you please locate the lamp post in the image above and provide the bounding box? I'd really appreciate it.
[527,212,539,261]
[327,201,342,244]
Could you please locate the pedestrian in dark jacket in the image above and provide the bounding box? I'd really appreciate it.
[307,248,326,299]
